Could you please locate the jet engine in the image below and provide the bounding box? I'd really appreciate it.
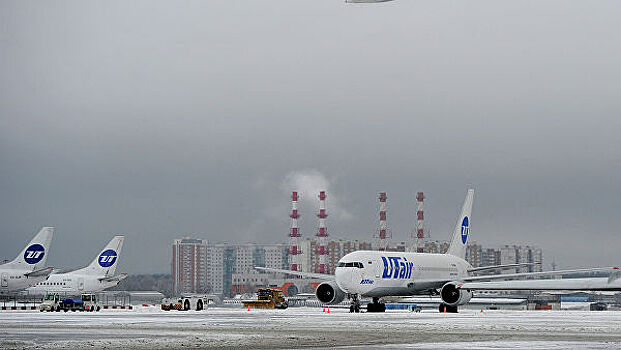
[440,282,472,307]
[315,281,346,305]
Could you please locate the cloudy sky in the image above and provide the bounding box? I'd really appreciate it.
[1,1,620,273]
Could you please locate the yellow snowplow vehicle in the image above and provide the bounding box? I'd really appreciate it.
[242,289,288,309]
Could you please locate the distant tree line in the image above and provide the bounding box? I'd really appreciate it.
[109,274,173,297]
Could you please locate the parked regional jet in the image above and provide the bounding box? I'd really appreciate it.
[257,189,619,313]
[0,227,55,294]
[26,236,127,296]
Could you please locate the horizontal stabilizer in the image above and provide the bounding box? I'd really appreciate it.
[98,272,128,283]
[468,262,541,273]
[254,267,335,281]
[24,266,54,278]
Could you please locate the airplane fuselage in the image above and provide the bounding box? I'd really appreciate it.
[0,267,49,294]
[26,272,119,296]
[334,251,471,297]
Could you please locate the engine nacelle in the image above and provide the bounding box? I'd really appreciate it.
[440,282,473,307]
[315,281,346,305]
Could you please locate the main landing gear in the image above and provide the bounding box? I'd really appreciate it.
[367,297,386,313]
[439,303,458,313]
[349,294,361,313]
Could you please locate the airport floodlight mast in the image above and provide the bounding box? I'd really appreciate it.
[416,192,425,253]
[316,191,329,274]
[289,191,302,271]
[375,192,390,251]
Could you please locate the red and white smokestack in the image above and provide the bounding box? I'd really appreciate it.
[376,192,389,251]
[416,192,425,253]
[289,191,301,271]
[316,191,328,274]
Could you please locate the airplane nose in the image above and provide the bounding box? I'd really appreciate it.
[335,268,349,292]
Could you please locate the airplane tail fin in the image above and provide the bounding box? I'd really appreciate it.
[79,236,124,277]
[446,189,474,259]
[6,227,54,271]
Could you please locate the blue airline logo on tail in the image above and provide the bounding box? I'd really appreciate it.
[99,249,118,267]
[24,244,45,264]
[381,256,413,279]
[461,216,469,244]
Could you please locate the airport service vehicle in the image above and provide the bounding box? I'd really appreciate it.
[81,293,101,312]
[0,227,55,294]
[258,189,621,313]
[161,296,207,311]
[27,236,127,296]
[242,288,288,309]
[39,293,61,312]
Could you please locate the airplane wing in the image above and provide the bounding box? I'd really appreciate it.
[467,262,540,273]
[462,266,618,282]
[458,276,621,291]
[24,266,54,278]
[98,272,128,282]
[254,267,335,281]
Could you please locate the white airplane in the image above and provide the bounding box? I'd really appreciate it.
[257,189,620,312]
[26,236,127,296]
[0,227,55,294]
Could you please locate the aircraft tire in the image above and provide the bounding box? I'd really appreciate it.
[196,300,203,311]
[367,303,386,313]
[184,300,190,311]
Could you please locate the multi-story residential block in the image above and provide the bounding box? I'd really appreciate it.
[172,238,208,296]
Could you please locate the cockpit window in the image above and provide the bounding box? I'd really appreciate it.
[337,262,364,268]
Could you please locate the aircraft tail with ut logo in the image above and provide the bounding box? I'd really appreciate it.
[447,189,474,260]
[6,227,54,270]
[79,236,124,277]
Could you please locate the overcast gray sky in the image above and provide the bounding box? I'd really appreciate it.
[1,1,620,274]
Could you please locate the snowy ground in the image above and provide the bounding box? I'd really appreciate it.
[2,307,621,349]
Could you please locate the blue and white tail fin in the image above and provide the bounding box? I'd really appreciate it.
[446,189,474,259]
[77,236,124,277]
[6,227,54,270]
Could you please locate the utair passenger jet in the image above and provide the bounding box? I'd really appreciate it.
[26,236,127,296]
[257,189,620,313]
[0,227,55,294]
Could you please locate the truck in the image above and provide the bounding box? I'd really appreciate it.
[242,288,288,309]
[81,294,101,312]
[161,296,207,311]
[39,294,61,312]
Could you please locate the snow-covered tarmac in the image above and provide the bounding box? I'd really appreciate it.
[2,307,621,349]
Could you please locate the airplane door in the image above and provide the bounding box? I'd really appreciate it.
[1,273,8,287]
[78,278,84,291]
